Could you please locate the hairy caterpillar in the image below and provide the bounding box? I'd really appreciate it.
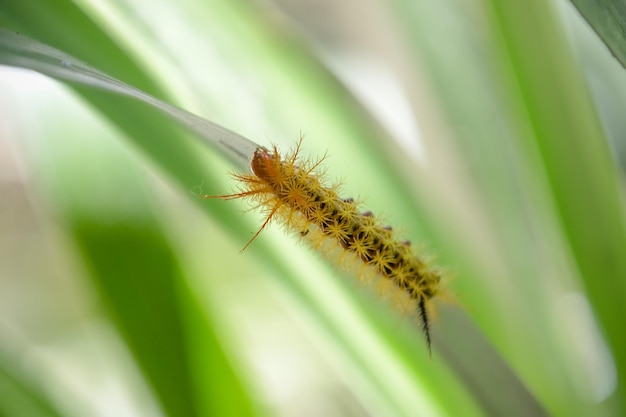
[204,138,443,353]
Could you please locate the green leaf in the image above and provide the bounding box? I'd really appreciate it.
[0,28,257,168]
[0,355,66,417]
[69,217,255,417]
[3,0,624,415]
[570,0,626,69]
[489,0,626,413]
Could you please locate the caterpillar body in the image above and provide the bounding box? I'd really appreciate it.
[204,138,443,353]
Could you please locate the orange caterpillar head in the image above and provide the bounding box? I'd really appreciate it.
[250,146,280,182]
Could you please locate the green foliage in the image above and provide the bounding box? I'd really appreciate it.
[1,0,626,416]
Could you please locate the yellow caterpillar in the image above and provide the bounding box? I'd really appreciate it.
[204,138,443,353]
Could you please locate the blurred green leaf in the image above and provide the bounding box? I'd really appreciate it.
[2,0,625,416]
[35,106,258,417]
[489,0,626,412]
[570,0,626,69]
[0,28,258,167]
[69,218,255,417]
[0,0,166,96]
[0,356,65,417]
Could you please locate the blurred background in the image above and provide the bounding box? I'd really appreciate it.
[1,0,626,416]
